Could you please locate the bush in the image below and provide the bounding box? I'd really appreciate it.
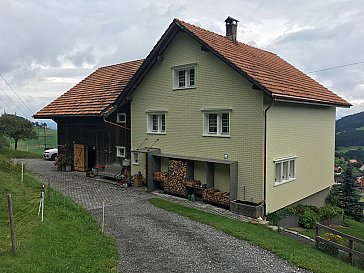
[299,208,319,229]
[266,207,295,226]
[320,233,343,256]
[0,154,21,173]
[319,205,343,221]
[0,134,10,149]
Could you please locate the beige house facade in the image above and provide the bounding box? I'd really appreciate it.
[125,18,350,215]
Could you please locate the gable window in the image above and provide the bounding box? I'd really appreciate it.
[274,156,297,185]
[117,113,126,123]
[172,64,196,89]
[147,112,166,134]
[202,110,230,137]
[116,146,126,158]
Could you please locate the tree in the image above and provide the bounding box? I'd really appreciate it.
[337,165,364,221]
[0,114,37,150]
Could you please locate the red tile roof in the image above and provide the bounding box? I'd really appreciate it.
[34,59,143,118]
[175,19,351,107]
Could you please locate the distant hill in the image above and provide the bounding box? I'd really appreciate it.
[336,111,364,147]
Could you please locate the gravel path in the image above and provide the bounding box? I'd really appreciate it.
[21,159,311,273]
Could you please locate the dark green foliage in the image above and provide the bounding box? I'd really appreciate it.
[0,133,10,149]
[0,114,37,150]
[337,166,364,221]
[299,208,319,228]
[336,111,364,133]
[266,207,295,225]
[318,205,343,221]
[336,130,364,147]
[336,111,364,147]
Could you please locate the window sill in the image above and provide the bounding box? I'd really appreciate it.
[147,132,167,135]
[202,134,230,138]
[274,178,296,186]
[172,86,196,91]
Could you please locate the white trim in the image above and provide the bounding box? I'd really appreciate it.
[116,146,126,158]
[145,109,168,113]
[201,107,232,112]
[146,112,166,134]
[273,155,297,163]
[274,156,297,186]
[116,113,126,123]
[202,111,231,137]
[132,152,139,165]
[172,63,196,89]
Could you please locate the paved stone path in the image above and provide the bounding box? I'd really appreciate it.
[21,159,311,273]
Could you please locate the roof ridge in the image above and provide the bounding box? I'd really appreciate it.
[174,18,276,56]
[98,58,144,70]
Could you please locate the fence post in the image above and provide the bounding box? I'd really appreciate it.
[101,201,105,234]
[348,239,353,264]
[315,224,319,249]
[7,194,16,255]
[21,162,24,183]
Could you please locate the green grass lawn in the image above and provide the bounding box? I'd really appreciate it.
[150,198,363,273]
[336,146,364,153]
[0,148,43,159]
[0,155,117,273]
[6,128,57,155]
[297,219,364,241]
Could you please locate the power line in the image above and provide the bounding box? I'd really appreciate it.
[0,73,34,116]
[308,61,364,74]
[0,85,29,118]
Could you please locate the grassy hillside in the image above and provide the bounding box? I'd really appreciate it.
[7,128,57,155]
[0,153,117,273]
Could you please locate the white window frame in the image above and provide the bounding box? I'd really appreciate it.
[202,109,231,137]
[146,111,167,134]
[116,113,126,124]
[116,146,126,158]
[273,156,297,186]
[172,64,196,90]
[132,152,139,165]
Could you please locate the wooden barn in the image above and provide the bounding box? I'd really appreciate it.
[34,59,143,172]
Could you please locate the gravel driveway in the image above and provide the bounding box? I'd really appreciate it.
[21,159,310,273]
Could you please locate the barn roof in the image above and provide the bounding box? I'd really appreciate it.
[34,59,143,118]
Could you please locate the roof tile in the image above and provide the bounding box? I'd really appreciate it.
[34,59,143,117]
[176,19,350,107]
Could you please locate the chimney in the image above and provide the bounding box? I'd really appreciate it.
[225,16,239,43]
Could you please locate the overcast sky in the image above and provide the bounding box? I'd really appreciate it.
[0,0,363,126]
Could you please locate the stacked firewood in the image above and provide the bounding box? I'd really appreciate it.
[153,171,168,184]
[203,188,230,206]
[185,179,201,188]
[166,159,187,196]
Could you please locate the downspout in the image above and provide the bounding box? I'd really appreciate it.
[263,97,275,217]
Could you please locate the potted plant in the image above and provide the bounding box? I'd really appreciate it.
[65,156,73,172]
[54,154,66,171]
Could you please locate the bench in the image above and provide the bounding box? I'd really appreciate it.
[97,165,122,179]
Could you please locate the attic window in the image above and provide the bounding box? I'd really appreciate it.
[117,113,126,123]
[172,64,196,89]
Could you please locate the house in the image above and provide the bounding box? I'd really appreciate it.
[34,60,143,172]
[125,17,351,215]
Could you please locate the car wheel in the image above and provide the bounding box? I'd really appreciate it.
[51,154,57,161]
